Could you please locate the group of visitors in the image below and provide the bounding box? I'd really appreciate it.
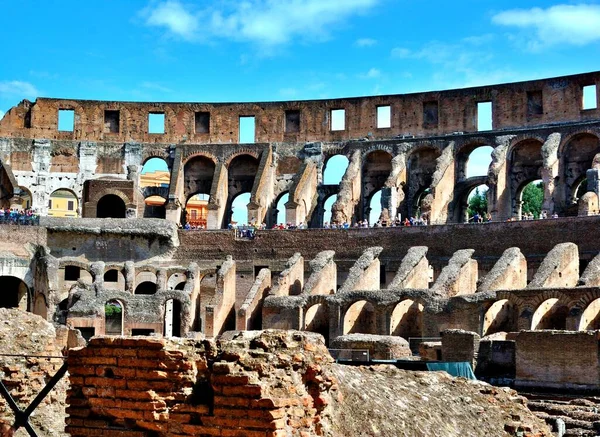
[0,207,40,225]
[469,212,493,223]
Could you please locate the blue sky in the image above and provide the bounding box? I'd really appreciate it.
[2,1,600,224]
[2,0,600,117]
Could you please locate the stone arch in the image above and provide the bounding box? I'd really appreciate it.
[104,299,124,335]
[322,193,337,226]
[97,194,127,218]
[482,299,519,336]
[578,298,600,330]
[225,154,260,226]
[560,132,600,205]
[103,268,126,291]
[455,140,493,181]
[323,154,349,185]
[507,138,543,219]
[304,303,330,344]
[185,193,209,227]
[13,186,32,210]
[343,300,377,335]
[224,149,261,167]
[141,150,171,166]
[0,276,29,310]
[183,155,216,201]
[362,150,393,221]
[48,188,79,218]
[182,151,218,166]
[135,271,158,295]
[271,191,289,227]
[144,196,167,219]
[404,145,442,219]
[531,298,569,330]
[515,179,543,219]
[167,272,187,290]
[389,299,423,339]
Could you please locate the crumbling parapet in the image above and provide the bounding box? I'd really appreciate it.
[579,253,600,286]
[528,242,579,289]
[478,247,527,292]
[431,249,478,297]
[286,161,318,226]
[338,247,382,293]
[236,268,271,330]
[204,255,236,337]
[270,252,304,296]
[303,250,336,295]
[389,246,429,289]
[332,150,361,224]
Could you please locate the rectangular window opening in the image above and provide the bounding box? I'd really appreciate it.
[331,109,345,131]
[64,266,81,281]
[132,329,155,336]
[58,109,74,132]
[583,85,598,110]
[239,116,256,143]
[377,105,391,129]
[527,91,543,116]
[195,111,210,133]
[285,110,300,133]
[477,101,493,131]
[76,327,95,342]
[104,110,120,133]
[48,199,52,209]
[423,101,438,128]
[104,270,119,282]
[148,112,165,134]
[68,200,74,211]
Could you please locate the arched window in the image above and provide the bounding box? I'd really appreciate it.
[48,189,79,217]
[0,276,29,310]
[465,146,493,178]
[323,195,337,225]
[231,192,251,226]
[164,299,181,337]
[343,300,376,334]
[105,300,123,335]
[276,192,289,225]
[140,158,170,188]
[323,155,349,185]
[97,194,126,218]
[185,193,209,227]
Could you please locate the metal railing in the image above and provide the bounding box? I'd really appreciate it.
[0,214,40,226]
[0,354,67,436]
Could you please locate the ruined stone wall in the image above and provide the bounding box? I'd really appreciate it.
[2,72,599,143]
[64,330,551,437]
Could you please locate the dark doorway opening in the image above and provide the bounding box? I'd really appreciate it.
[97,194,126,218]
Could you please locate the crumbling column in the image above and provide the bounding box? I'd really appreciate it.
[332,150,362,224]
[478,247,527,292]
[426,142,455,224]
[165,145,184,224]
[389,246,429,289]
[487,135,513,220]
[31,139,52,215]
[578,191,599,216]
[156,268,167,291]
[207,162,228,229]
[528,242,579,289]
[286,162,318,226]
[123,261,135,294]
[90,261,105,292]
[541,133,561,213]
[431,249,478,297]
[248,146,275,225]
[303,251,337,295]
[339,247,382,293]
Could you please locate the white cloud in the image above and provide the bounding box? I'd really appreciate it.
[355,38,377,47]
[0,80,39,98]
[143,0,198,40]
[142,0,379,46]
[492,4,600,49]
[359,68,381,79]
[390,47,411,58]
[0,111,4,120]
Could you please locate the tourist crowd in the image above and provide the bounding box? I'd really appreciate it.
[0,208,40,225]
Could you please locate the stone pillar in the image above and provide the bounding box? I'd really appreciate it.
[157,268,167,291]
[166,145,184,224]
[207,162,228,229]
[541,133,561,213]
[123,261,135,293]
[90,261,105,291]
[31,139,51,215]
[441,329,480,369]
